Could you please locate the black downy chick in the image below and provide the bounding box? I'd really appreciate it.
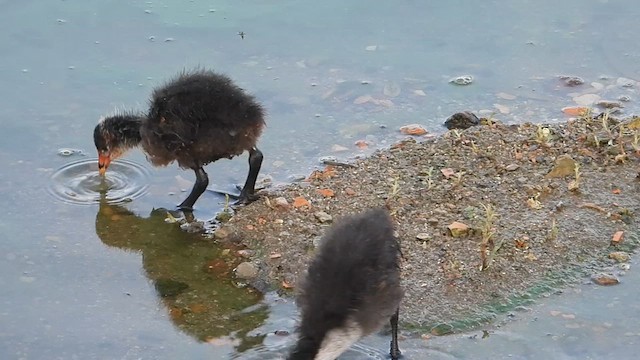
[93,68,265,211]
[289,208,404,360]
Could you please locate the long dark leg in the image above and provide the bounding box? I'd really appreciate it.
[389,307,401,359]
[178,167,209,212]
[235,147,263,205]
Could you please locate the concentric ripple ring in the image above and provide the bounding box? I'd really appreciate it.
[48,158,150,205]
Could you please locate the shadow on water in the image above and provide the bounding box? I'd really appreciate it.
[94,194,267,352]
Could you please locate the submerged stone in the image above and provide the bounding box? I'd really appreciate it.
[235,262,259,280]
[155,278,189,297]
[591,273,619,286]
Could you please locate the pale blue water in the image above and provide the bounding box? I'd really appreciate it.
[1,1,639,359]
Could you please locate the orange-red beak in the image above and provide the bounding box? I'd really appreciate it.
[98,153,111,176]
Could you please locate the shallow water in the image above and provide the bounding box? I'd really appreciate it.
[48,158,150,204]
[2,0,640,359]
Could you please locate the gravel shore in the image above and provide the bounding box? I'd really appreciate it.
[218,113,640,332]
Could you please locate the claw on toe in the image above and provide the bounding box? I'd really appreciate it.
[233,193,259,206]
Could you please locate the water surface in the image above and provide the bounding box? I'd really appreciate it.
[1,1,640,359]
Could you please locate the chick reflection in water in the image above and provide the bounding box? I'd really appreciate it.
[289,208,403,360]
[95,195,267,347]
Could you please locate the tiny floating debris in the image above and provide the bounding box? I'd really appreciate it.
[57,148,84,157]
[449,75,474,86]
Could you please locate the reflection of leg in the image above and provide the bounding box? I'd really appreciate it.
[235,147,263,205]
[389,307,401,359]
[178,167,209,212]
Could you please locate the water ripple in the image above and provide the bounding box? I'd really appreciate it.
[48,158,150,205]
[232,341,392,360]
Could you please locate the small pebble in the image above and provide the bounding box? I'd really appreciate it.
[314,211,333,223]
[596,100,622,109]
[494,103,510,114]
[444,111,479,130]
[448,221,470,237]
[416,233,430,241]
[573,93,600,106]
[214,228,229,239]
[331,144,349,152]
[558,75,584,87]
[319,155,337,163]
[235,262,259,280]
[505,164,520,171]
[514,306,530,312]
[617,77,635,88]
[180,221,204,233]
[399,124,428,136]
[591,273,619,286]
[287,174,307,182]
[273,197,290,210]
[608,251,630,263]
[237,250,254,258]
